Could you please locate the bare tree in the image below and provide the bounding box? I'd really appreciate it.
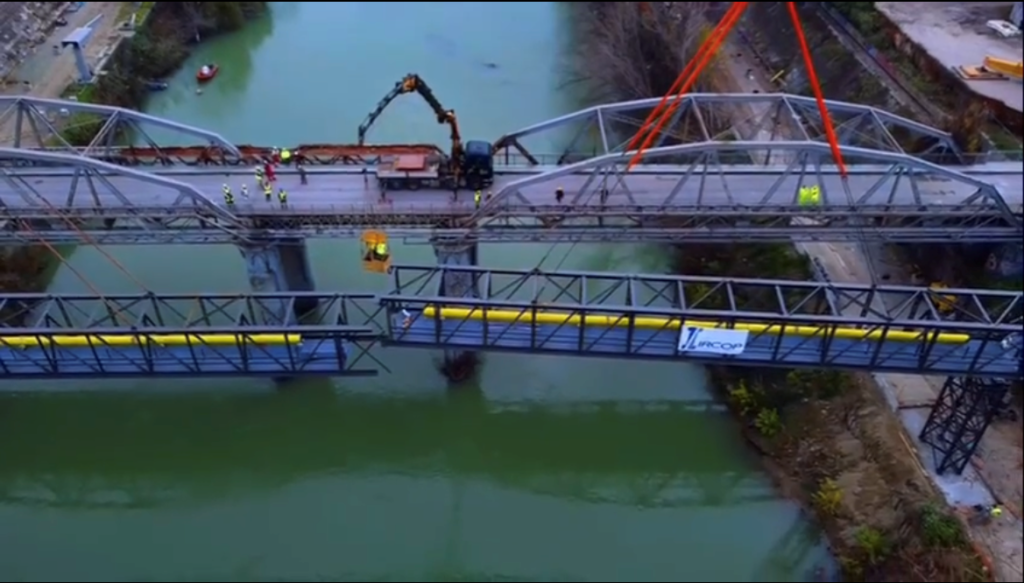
[568,2,715,102]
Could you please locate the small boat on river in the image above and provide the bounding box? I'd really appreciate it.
[196,64,219,83]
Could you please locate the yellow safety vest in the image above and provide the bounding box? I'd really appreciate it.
[376,243,387,256]
[474,191,481,202]
[278,190,287,201]
[798,185,820,206]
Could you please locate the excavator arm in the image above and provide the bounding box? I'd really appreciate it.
[357,74,464,160]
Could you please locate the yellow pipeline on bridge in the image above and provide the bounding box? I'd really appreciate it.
[420,306,970,344]
[0,334,301,348]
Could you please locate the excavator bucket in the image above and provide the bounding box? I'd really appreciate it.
[360,230,391,274]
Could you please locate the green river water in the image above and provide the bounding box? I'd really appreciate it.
[0,3,831,580]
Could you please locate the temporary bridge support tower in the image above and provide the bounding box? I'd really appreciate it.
[433,238,480,381]
[919,376,1010,475]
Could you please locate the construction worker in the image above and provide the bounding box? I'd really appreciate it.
[374,241,389,261]
[277,188,288,207]
[474,190,482,209]
[280,148,292,165]
[798,184,821,206]
[555,186,565,203]
[254,165,263,184]
[298,164,307,185]
[263,181,273,202]
[991,505,1004,519]
[240,184,249,199]
[222,184,234,205]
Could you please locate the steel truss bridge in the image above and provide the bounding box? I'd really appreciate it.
[0,94,1021,244]
[0,266,1018,380]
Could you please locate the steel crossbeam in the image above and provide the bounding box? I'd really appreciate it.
[0,292,388,378]
[381,265,1024,378]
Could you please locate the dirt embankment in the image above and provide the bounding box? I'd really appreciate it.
[569,4,997,581]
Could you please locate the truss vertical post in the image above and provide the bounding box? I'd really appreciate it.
[433,238,480,383]
[919,376,1007,475]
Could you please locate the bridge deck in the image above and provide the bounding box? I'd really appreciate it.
[2,160,1022,244]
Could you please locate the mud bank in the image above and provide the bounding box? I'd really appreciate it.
[571,3,992,581]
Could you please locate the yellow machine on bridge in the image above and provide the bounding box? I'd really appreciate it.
[361,230,391,274]
[957,56,1023,81]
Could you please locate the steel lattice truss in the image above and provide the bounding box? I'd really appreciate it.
[0,94,1019,244]
[0,292,388,378]
[0,95,240,158]
[381,265,1023,377]
[482,94,1022,243]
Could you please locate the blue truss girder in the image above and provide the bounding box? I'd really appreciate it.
[380,265,1024,378]
[0,292,386,378]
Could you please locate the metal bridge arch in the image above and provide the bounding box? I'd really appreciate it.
[0,147,240,225]
[480,141,1017,228]
[493,93,960,162]
[0,96,240,156]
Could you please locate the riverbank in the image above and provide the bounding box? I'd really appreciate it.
[0,2,268,304]
[64,2,268,144]
[570,3,995,581]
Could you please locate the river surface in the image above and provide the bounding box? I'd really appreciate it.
[0,3,829,581]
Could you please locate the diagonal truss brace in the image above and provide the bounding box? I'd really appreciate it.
[475,141,1020,231]
[0,147,242,226]
[0,96,241,158]
[493,93,962,164]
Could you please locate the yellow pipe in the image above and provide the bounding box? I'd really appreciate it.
[421,306,969,344]
[0,334,301,348]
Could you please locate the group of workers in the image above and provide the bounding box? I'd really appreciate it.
[220,148,298,206]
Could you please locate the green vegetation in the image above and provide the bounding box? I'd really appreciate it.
[1,2,268,299]
[830,2,1022,155]
[573,6,1001,579]
[60,2,268,146]
[674,242,990,582]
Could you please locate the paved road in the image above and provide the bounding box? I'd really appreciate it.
[3,162,1021,214]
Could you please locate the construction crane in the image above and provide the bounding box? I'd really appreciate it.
[357,74,494,191]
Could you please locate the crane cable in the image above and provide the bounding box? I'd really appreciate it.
[628,2,749,171]
[624,1,747,155]
[30,196,150,291]
[11,163,153,326]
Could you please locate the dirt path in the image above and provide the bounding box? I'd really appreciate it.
[0,2,127,146]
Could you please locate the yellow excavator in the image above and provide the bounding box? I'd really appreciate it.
[957,56,1023,81]
[357,74,494,191]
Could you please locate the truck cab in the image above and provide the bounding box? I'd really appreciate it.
[461,139,494,190]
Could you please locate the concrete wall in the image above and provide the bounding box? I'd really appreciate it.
[0,2,68,80]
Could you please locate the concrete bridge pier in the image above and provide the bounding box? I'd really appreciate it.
[239,238,318,325]
[433,238,480,384]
